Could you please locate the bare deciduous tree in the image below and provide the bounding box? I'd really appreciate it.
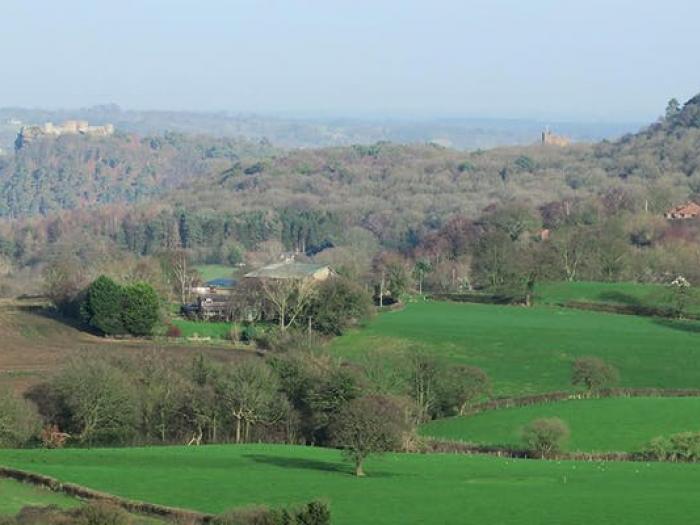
[259,277,317,330]
[161,249,198,304]
[330,395,410,477]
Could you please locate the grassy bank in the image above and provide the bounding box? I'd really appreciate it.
[420,397,700,452]
[330,300,700,396]
[535,281,700,316]
[0,478,78,515]
[2,444,700,524]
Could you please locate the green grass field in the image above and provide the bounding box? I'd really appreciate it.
[330,300,700,396]
[535,281,700,315]
[195,264,235,282]
[1,444,700,524]
[0,478,78,515]
[420,397,700,452]
[170,318,235,340]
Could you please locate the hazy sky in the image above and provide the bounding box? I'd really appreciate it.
[3,0,700,121]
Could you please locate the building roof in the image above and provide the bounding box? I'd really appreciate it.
[206,278,236,288]
[244,261,329,279]
[666,202,700,216]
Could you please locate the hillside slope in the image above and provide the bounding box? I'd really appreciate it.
[0,94,699,265]
[0,299,248,393]
[0,132,275,217]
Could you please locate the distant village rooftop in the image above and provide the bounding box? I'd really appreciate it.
[244,261,333,281]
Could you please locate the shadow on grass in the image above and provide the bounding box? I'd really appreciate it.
[653,318,700,334]
[16,303,103,336]
[244,454,396,478]
[597,291,643,306]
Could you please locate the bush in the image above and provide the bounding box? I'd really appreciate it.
[0,389,41,447]
[294,501,330,525]
[306,277,374,335]
[50,356,138,445]
[436,365,492,417]
[213,506,276,525]
[165,324,182,338]
[6,503,131,525]
[241,323,257,343]
[571,357,619,392]
[40,424,69,449]
[11,505,65,525]
[645,431,700,462]
[71,502,131,525]
[227,325,241,343]
[212,501,330,525]
[521,417,570,458]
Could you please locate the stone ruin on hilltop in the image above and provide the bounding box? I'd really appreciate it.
[15,120,114,149]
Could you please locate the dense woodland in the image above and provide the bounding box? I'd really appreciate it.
[0,132,275,217]
[1,96,700,297]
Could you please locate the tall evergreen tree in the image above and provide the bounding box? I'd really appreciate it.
[82,275,126,335]
[122,282,160,336]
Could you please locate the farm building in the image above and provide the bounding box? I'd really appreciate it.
[182,278,237,320]
[664,202,700,220]
[244,261,334,281]
[181,294,231,320]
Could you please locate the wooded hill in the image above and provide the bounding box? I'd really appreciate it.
[0,132,276,217]
[0,94,699,269]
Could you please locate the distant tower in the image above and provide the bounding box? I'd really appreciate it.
[541,126,570,147]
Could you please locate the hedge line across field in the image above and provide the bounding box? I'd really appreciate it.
[463,388,700,417]
[0,467,330,525]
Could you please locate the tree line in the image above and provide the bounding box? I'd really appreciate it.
[1,349,490,467]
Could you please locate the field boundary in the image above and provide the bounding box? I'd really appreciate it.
[426,291,700,321]
[422,438,637,461]
[421,388,700,462]
[463,388,700,417]
[427,292,525,305]
[0,466,214,524]
[555,300,700,321]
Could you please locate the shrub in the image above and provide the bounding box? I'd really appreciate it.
[51,356,138,445]
[212,506,279,525]
[306,277,374,335]
[0,389,41,448]
[644,431,700,462]
[7,503,131,525]
[71,502,131,525]
[294,501,330,525]
[436,365,492,417]
[241,323,257,343]
[571,356,619,393]
[165,324,182,338]
[212,501,330,525]
[12,505,65,525]
[40,424,69,449]
[227,325,241,343]
[521,417,570,458]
